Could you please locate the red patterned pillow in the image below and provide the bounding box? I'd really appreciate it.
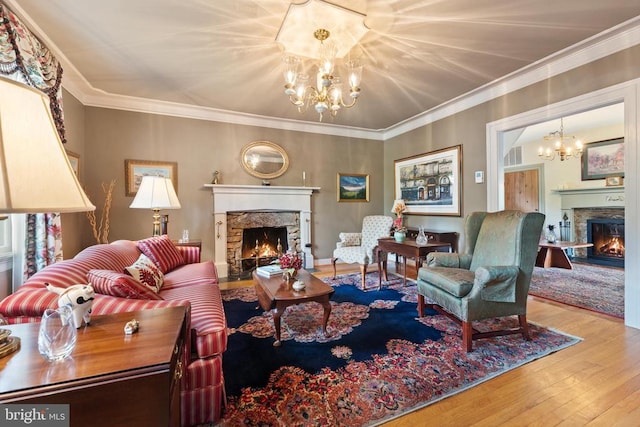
[137,235,185,274]
[87,269,163,300]
[124,253,165,292]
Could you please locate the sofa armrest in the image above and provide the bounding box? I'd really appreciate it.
[336,232,362,248]
[177,245,201,264]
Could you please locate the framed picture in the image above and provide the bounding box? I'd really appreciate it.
[337,173,370,202]
[394,145,462,216]
[125,159,178,196]
[605,176,623,187]
[65,150,80,176]
[581,137,624,181]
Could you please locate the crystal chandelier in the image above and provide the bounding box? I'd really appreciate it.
[282,28,362,121]
[538,118,583,161]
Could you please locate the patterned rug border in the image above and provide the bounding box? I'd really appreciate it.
[374,322,582,426]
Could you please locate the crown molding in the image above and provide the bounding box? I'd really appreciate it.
[6,0,640,142]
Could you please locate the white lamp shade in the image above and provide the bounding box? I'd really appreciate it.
[0,77,95,213]
[129,176,181,210]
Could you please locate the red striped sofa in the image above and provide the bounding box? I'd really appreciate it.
[0,239,227,426]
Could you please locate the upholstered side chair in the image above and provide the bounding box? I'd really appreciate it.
[417,210,545,352]
[332,215,394,290]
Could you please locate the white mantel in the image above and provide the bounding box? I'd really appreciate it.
[553,186,625,209]
[204,184,320,278]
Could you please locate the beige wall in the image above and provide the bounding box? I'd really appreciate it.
[59,89,87,258]
[60,45,640,264]
[384,45,640,251]
[71,109,384,262]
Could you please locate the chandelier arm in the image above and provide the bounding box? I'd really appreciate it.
[339,96,358,109]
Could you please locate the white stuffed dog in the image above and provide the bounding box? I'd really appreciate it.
[46,283,95,328]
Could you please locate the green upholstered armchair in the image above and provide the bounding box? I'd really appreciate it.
[417,210,545,352]
[332,215,394,290]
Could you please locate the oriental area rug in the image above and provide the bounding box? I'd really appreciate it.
[529,263,624,318]
[220,272,580,426]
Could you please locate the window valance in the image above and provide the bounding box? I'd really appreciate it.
[0,3,66,143]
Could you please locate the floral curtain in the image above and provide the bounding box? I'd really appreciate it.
[0,4,66,279]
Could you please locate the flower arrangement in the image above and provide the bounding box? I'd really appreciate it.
[391,199,407,232]
[278,252,303,273]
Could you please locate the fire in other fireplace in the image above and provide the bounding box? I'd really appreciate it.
[587,219,625,267]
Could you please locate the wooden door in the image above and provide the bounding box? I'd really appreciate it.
[505,169,539,212]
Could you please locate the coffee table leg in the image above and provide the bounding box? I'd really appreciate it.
[321,298,332,337]
[272,307,283,347]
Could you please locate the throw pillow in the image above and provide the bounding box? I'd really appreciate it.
[87,269,163,300]
[124,253,165,292]
[137,235,185,274]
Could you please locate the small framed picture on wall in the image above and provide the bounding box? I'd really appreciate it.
[125,159,178,196]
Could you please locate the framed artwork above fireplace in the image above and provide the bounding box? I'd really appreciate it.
[581,137,624,181]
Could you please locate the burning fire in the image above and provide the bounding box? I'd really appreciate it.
[598,237,625,258]
[245,238,281,259]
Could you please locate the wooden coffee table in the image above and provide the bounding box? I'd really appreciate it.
[536,240,594,269]
[253,269,335,347]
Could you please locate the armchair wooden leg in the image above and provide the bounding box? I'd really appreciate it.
[417,294,425,317]
[462,321,473,352]
[331,258,337,279]
[519,314,531,341]
[360,265,367,290]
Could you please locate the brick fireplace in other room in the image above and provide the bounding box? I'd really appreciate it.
[206,184,320,279]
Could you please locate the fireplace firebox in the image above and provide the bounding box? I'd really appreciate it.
[240,226,289,272]
[587,219,625,267]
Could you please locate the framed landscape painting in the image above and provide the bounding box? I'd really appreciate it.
[581,137,624,180]
[125,159,178,196]
[65,150,80,177]
[337,173,369,202]
[394,145,462,216]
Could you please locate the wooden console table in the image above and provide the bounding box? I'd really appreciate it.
[536,241,594,270]
[0,307,186,427]
[405,228,458,253]
[376,238,452,288]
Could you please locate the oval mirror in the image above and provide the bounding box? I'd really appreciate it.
[240,141,289,179]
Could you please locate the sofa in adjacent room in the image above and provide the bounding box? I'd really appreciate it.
[0,236,227,426]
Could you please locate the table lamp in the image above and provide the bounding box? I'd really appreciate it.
[0,76,96,358]
[129,176,181,236]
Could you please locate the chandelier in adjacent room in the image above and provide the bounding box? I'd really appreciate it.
[538,117,583,161]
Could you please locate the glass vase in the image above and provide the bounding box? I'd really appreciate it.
[415,226,428,246]
[38,305,77,362]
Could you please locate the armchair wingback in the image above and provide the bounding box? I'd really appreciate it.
[332,215,394,290]
[417,210,545,352]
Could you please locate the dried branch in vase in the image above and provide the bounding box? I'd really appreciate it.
[86,180,115,244]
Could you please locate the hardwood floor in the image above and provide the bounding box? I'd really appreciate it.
[220,263,639,426]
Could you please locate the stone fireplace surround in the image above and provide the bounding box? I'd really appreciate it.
[556,186,625,259]
[205,184,320,278]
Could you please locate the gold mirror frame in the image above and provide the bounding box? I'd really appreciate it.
[240,141,289,179]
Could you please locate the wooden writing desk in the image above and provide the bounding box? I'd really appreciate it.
[376,238,452,288]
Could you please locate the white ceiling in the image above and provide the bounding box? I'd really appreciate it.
[6,0,640,133]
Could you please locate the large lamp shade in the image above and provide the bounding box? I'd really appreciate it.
[0,77,95,213]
